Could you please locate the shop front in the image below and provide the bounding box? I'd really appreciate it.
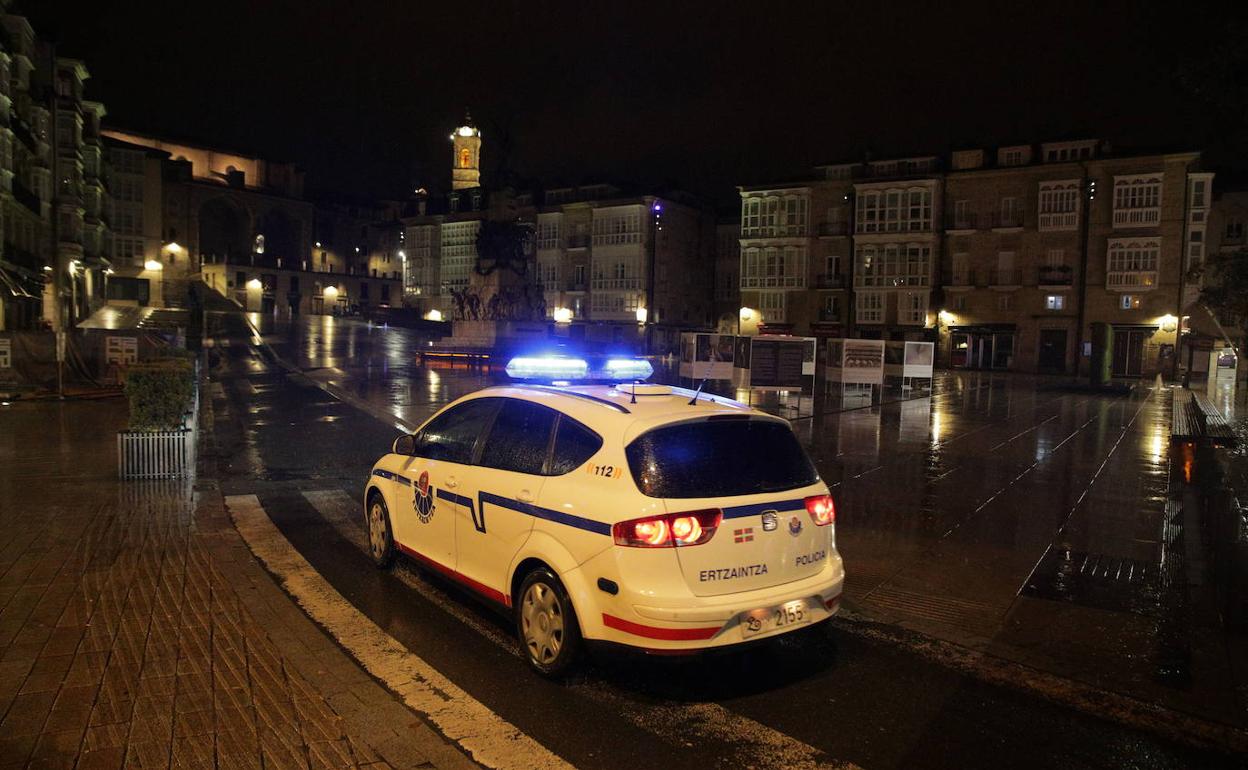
[949,324,1016,370]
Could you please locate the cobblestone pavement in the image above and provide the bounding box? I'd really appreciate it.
[0,397,477,770]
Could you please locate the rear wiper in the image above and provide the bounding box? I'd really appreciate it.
[758,481,795,492]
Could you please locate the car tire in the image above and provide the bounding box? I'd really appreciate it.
[366,491,397,569]
[516,568,582,677]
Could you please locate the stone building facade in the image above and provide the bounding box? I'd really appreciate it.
[739,140,1210,377]
[0,3,114,332]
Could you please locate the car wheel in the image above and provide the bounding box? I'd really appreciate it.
[516,568,582,676]
[366,492,396,568]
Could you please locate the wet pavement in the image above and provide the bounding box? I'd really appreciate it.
[0,394,479,769]
[198,311,1248,768]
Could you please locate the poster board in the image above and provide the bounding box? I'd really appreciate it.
[678,332,735,380]
[745,336,816,392]
[826,338,885,385]
[883,341,934,381]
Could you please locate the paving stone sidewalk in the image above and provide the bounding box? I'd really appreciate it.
[0,397,477,769]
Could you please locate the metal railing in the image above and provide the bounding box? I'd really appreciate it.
[942,271,976,287]
[989,268,1023,286]
[945,213,979,231]
[814,273,847,289]
[1038,265,1074,286]
[992,211,1024,229]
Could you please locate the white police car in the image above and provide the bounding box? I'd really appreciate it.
[364,356,844,675]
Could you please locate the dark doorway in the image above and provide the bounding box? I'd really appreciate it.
[1111,329,1148,377]
[951,331,1014,370]
[1038,329,1067,372]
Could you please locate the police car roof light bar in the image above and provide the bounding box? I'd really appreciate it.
[505,356,590,380]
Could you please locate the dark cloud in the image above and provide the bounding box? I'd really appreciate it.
[24,0,1248,203]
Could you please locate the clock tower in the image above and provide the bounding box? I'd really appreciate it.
[450,112,481,190]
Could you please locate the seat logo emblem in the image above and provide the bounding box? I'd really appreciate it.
[761,511,778,531]
[413,471,435,523]
[788,516,803,536]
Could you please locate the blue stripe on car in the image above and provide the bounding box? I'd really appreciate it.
[479,492,612,536]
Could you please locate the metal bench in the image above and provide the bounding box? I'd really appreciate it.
[1172,388,1237,446]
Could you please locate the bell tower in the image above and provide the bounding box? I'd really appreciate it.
[450,111,481,190]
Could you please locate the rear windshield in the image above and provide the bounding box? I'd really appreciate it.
[625,418,819,498]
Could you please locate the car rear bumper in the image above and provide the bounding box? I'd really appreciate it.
[579,555,844,651]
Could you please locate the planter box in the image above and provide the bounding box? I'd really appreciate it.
[118,428,195,479]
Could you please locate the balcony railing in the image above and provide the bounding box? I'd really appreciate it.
[741,225,809,238]
[989,268,1023,286]
[565,280,587,291]
[854,274,929,288]
[591,278,641,290]
[1038,211,1079,231]
[942,271,977,287]
[814,273,847,289]
[1113,208,1160,228]
[1107,271,1158,290]
[945,213,979,231]
[1038,265,1074,286]
[992,211,1024,229]
[11,118,36,151]
[12,179,40,215]
[566,235,590,248]
[818,222,848,236]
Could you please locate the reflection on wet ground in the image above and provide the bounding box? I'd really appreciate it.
[222,313,1246,730]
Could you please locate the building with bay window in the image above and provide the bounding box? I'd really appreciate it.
[738,140,1210,377]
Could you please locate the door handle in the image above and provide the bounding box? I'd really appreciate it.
[516,490,535,503]
[445,477,459,489]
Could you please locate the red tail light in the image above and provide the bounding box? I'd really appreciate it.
[613,509,722,547]
[805,494,835,526]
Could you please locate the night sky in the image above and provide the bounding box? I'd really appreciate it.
[25,1,1248,206]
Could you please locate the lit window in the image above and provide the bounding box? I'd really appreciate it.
[1120,295,1141,310]
[1045,295,1066,311]
[459,148,471,168]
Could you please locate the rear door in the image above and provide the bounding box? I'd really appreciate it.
[453,398,558,603]
[625,416,831,597]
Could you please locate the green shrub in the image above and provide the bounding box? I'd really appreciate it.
[124,361,194,431]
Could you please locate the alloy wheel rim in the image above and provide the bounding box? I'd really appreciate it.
[368,502,386,558]
[522,583,564,663]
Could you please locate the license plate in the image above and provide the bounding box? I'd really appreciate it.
[740,600,811,638]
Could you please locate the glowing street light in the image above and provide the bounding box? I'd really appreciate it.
[553,307,573,324]
[425,309,443,321]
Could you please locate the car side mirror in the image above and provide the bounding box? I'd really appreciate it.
[393,434,416,456]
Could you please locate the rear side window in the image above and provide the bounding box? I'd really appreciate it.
[415,398,499,464]
[625,419,818,498]
[549,417,603,475]
[479,400,558,475]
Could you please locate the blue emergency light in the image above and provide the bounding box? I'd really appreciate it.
[504,354,653,383]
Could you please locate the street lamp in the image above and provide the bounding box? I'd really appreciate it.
[738,306,756,335]
[635,307,648,324]
[553,307,573,324]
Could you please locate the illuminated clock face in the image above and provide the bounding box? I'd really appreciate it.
[456,126,476,137]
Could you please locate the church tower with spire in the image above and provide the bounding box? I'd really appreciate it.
[450,111,482,190]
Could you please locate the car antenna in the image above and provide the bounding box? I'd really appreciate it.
[630,379,639,405]
[687,377,707,405]
[688,348,717,406]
